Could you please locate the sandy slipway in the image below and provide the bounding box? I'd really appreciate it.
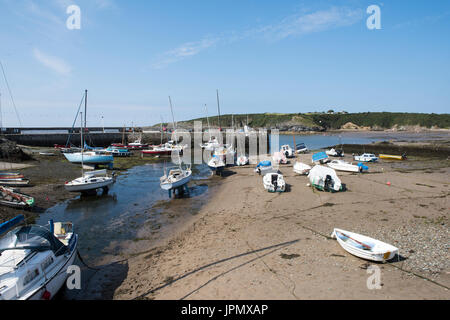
[112,153,449,300]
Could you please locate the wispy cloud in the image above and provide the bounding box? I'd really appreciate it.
[151,6,364,69]
[33,48,72,75]
[152,37,220,69]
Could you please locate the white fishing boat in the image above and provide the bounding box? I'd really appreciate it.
[65,170,115,193]
[213,144,235,165]
[293,162,311,175]
[280,145,294,158]
[160,166,192,190]
[263,172,286,193]
[327,160,363,173]
[353,153,378,162]
[200,137,221,151]
[308,165,344,192]
[236,155,249,166]
[0,215,78,300]
[331,228,399,262]
[272,151,288,164]
[326,148,344,157]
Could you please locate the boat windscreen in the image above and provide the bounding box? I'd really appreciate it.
[0,225,67,256]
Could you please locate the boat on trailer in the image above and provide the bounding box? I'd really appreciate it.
[331,228,399,262]
[0,215,78,300]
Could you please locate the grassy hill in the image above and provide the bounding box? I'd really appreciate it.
[164,112,450,131]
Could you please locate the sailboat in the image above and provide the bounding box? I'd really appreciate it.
[63,90,113,166]
[65,111,115,193]
[0,215,78,300]
[160,97,192,192]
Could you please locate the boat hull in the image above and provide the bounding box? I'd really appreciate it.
[65,178,114,192]
[63,153,113,164]
[332,228,398,262]
[24,235,78,300]
[160,174,192,190]
[379,154,406,160]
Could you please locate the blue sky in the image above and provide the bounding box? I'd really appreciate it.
[0,0,449,127]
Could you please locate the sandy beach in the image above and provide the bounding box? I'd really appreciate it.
[110,153,449,300]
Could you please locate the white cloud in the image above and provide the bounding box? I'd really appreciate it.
[152,38,219,69]
[152,6,364,69]
[33,48,72,75]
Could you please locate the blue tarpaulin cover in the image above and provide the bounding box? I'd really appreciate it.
[312,152,328,162]
[256,160,272,168]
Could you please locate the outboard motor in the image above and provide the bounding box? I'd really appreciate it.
[271,174,278,191]
[324,175,333,191]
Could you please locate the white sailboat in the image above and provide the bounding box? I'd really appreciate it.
[0,215,78,300]
[65,112,115,193]
[160,97,192,192]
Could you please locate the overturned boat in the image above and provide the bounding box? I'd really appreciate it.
[263,172,286,193]
[293,162,311,175]
[326,148,344,157]
[308,165,344,192]
[379,153,407,160]
[331,228,399,262]
[255,160,275,176]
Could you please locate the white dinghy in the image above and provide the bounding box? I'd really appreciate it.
[272,152,288,164]
[327,160,362,173]
[0,216,78,300]
[293,162,311,175]
[308,165,344,192]
[263,172,286,193]
[331,228,399,262]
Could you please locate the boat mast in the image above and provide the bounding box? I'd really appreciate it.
[168,96,181,170]
[160,115,164,145]
[80,111,84,177]
[84,90,87,133]
[204,104,211,141]
[216,89,221,131]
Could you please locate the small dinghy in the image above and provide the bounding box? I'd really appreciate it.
[65,170,115,193]
[331,228,399,262]
[236,155,249,166]
[308,165,344,192]
[255,160,274,175]
[293,162,311,175]
[295,143,308,154]
[327,160,368,173]
[0,178,30,187]
[353,153,378,162]
[160,165,192,190]
[0,215,78,300]
[263,172,286,192]
[272,152,288,164]
[0,186,35,208]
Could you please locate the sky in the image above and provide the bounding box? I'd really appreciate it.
[0,0,449,127]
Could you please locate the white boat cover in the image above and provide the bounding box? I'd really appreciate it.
[308,165,342,192]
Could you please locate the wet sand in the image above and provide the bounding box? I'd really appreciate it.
[112,153,449,300]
